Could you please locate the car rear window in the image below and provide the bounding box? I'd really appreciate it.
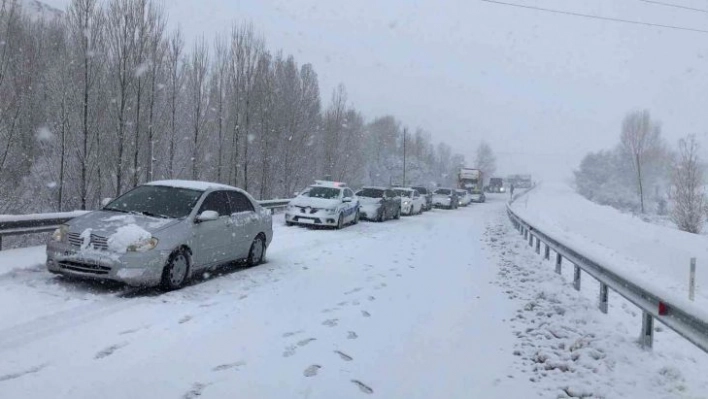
[412,187,428,194]
[358,188,384,198]
[435,189,451,195]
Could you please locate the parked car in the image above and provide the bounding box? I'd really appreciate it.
[469,189,486,203]
[355,187,401,221]
[411,186,433,211]
[432,188,459,209]
[285,181,359,229]
[46,180,273,290]
[393,187,425,215]
[455,189,472,207]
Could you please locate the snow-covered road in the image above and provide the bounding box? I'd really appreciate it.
[0,196,532,398]
[1,194,707,398]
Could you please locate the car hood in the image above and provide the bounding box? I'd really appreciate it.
[289,196,341,209]
[67,210,180,237]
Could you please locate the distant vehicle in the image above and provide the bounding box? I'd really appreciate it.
[455,189,472,207]
[355,187,401,221]
[46,180,273,290]
[507,174,533,189]
[411,186,433,211]
[393,187,425,215]
[432,188,459,209]
[285,181,359,229]
[459,168,485,203]
[487,177,505,193]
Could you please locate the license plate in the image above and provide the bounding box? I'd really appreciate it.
[298,218,316,224]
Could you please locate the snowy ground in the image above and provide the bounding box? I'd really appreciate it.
[0,194,706,398]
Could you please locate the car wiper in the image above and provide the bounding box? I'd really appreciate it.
[140,211,170,219]
[103,207,129,214]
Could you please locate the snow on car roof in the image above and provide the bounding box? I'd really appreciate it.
[146,180,237,191]
[393,187,415,192]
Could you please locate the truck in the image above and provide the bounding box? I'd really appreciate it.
[458,168,486,203]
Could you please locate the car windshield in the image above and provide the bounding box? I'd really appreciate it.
[307,187,341,199]
[435,189,451,195]
[394,189,412,198]
[412,187,427,194]
[357,188,384,198]
[104,185,203,219]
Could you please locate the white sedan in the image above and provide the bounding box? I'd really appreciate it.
[393,187,425,215]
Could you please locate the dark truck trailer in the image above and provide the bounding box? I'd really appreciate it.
[487,177,504,193]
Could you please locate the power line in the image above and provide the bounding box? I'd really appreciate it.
[638,0,708,14]
[479,0,708,34]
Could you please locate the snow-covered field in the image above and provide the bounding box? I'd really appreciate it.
[511,183,708,318]
[0,194,706,398]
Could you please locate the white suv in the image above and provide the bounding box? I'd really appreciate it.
[285,181,360,229]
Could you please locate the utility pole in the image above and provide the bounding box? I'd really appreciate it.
[402,127,407,186]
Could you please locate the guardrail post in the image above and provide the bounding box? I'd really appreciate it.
[573,265,581,291]
[535,238,541,254]
[544,244,550,260]
[640,311,654,349]
[528,234,533,247]
[524,228,528,240]
[0,235,2,251]
[689,258,696,302]
[599,283,608,314]
[555,253,562,274]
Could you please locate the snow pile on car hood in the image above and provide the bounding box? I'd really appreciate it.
[288,196,340,209]
[107,224,152,253]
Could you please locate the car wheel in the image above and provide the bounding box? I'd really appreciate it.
[160,249,190,291]
[353,209,360,225]
[286,221,294,227]
[336,213,344,229]
[247,235,266,266]
[394,207,401,220]
[378,208,386,222]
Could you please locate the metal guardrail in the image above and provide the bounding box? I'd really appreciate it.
[0,199,292,250]
[507,191,708,354]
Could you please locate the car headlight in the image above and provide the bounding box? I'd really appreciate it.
[325,208,338,215]
[127,237,159,252]
[403,200,411,205]
[52,225,68,242]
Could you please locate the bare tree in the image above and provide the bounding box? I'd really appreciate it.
[670,135,705,233]
[186,37,209,180]
[165,28,183,179]
[474,141,496,184]
[620,110,665,213]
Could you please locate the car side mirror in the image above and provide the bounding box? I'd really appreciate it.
[343,197,352,203]
[196,210,219,223]
[101,197,113,207]
[293,191,300,197]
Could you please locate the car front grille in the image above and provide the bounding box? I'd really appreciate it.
[297,206,319,214]
[58,260,111,275]
[67,232,109,251]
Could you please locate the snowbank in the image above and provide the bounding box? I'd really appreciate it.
[511,183,708,320]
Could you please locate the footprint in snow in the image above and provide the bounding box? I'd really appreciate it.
[351,380,374,394]
[367,296,375,301]
[183,382,209,399]
[119,327,142,335]
[347,331,359,339]
[335,350,353,361]
[361,310,371,318]
[95,343,128,359]
[282,330,304,338]
[0,364,48,382]
[212,361,245,372]
[179,315,193,324]
[345,287,363,295]
[283,345,297,358]
[297,338,316,347]
[303,365,321,377]
[322,319,339,327]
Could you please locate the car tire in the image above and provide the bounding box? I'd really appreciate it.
[247,235,266,266]
[336,213,344,229]
[353,209,360,225]
[286,221,294,227]
[378,208,386,222]
[160,249,190,291]
[394,207,401,220]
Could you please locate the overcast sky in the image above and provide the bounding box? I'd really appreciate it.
[41,0,708,181]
